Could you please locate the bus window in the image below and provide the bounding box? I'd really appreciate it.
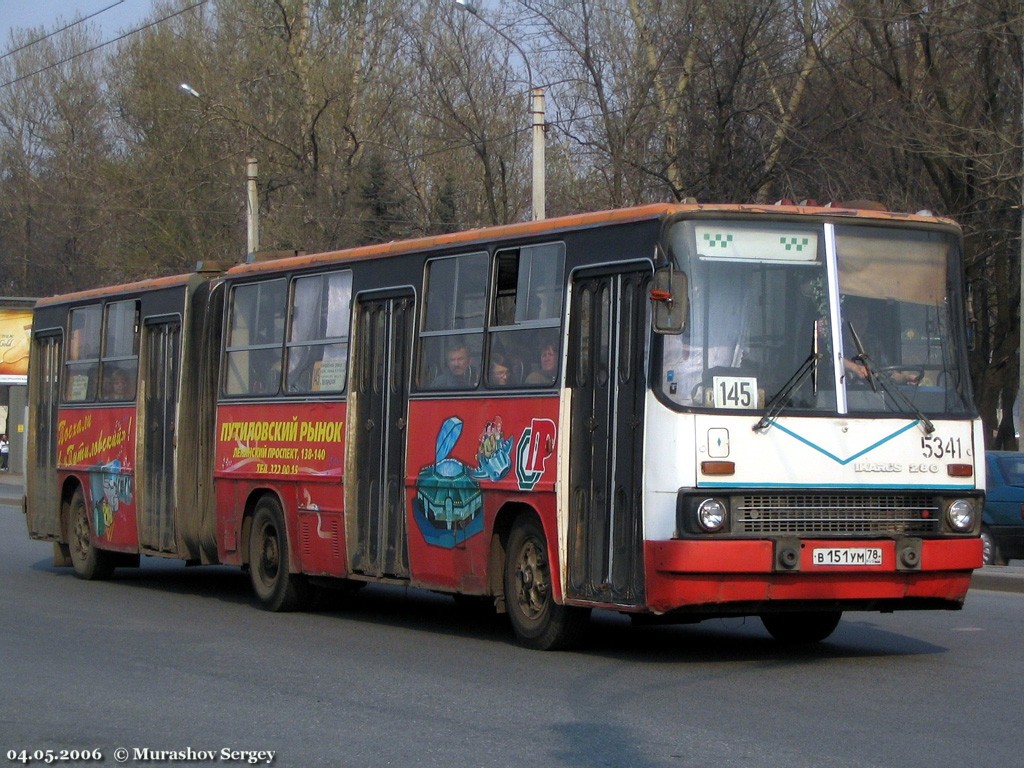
[99,300,139,402]
[64,305,102,402]
[835,225,970,414]
[488,242,565,388]
[224,279,287,396]
[418,252,487,389]
[286,270,352,393]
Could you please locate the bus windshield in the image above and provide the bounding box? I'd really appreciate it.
[659,218,972,417]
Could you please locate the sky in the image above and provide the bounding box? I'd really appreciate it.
[1,0,157,53]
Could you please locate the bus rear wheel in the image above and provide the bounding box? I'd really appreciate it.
[248,497,309,612]
[504,516,588,650]
[65,488,114,580]
[760,611,842,644]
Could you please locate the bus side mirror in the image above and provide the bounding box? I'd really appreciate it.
[651,267,688,334]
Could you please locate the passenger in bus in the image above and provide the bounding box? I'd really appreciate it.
[489,354,513,387]
[525,340,558,385]
[103,367,134,400]
[433,342,477,388]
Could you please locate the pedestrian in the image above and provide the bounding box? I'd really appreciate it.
[0,434,9,472]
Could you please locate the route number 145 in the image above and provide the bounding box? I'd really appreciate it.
[713,376,758,410]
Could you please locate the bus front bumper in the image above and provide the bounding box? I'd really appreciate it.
[643,537,981,615]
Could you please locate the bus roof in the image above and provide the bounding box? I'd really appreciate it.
[33,202,960,303]
[225,201,959,277]
[33,269,223,309]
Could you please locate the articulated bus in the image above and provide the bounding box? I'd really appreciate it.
[25,202,984,649]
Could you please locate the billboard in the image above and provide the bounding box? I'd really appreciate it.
[0,308,32,383]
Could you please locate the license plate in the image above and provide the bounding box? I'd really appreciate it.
[811,547,884,566]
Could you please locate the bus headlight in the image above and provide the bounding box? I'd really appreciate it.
[696,498,729,532]
[945,499,975,532]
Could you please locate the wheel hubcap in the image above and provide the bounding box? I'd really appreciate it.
[514,538,549,620]
[72,507,89,559]
[259,526,280,582]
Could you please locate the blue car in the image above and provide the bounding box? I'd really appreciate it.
[982,451,1024,565]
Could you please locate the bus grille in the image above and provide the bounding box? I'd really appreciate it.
[733,494,941,535]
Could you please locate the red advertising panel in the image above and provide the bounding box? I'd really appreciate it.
[215,401,346,479]
[214,401,348,573]
[405,396,560,591]
[57,406,138,549]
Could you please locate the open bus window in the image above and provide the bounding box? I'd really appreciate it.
[487,243,564,388]
[418,252,487,390]
[64,305,102,402]
[224,279,287,396]
[286,270,352,394]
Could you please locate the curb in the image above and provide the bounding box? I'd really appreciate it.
[971,566,1024,595]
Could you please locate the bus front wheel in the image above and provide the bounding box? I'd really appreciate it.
[504,516,589,650]
[248,497,308,612]
[65,488,114,580]
[760,611,842,644]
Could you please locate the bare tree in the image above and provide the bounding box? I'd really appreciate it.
[823,0,1023,446]
[0,23,113,295]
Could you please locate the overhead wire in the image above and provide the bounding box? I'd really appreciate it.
[0,0,209,90]
[0,0,126,62]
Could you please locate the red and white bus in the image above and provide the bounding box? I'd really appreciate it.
[25,202,984,648]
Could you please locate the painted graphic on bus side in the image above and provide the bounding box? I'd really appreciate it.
[57,408,136,545]
[411,409,558,549]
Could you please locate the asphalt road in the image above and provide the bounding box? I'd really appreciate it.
[2,483,1023,768]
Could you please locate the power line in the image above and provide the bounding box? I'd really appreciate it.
[0,0,126,62]
[0,0,208,90]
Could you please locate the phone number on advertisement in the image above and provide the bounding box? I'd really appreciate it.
[254,463,300,475]
[7,750,103,765]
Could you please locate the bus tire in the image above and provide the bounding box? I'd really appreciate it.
[760,611,842,644]
[65,488,115,581]
[248,497,308,612]
[504,516,589,650]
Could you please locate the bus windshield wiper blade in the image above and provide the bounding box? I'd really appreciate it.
[848,322,935,434]
[754,320,821,433]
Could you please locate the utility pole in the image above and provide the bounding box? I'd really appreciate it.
[179,84,261,260]
[246,157,259,260]
[456,0,545,220]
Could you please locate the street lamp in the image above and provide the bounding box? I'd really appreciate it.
[455,0,545,220]
[179,82,260,259]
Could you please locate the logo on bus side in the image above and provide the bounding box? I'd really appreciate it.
[516,419,556,491]
[88,459,133,540]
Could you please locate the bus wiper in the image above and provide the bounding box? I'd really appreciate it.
[753,320,821,432]
[848,322,935,434]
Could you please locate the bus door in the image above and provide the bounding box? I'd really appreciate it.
[567,267,648,605]
[139,318,180,554]
[349,293,414,579]
[27,332,63,538]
